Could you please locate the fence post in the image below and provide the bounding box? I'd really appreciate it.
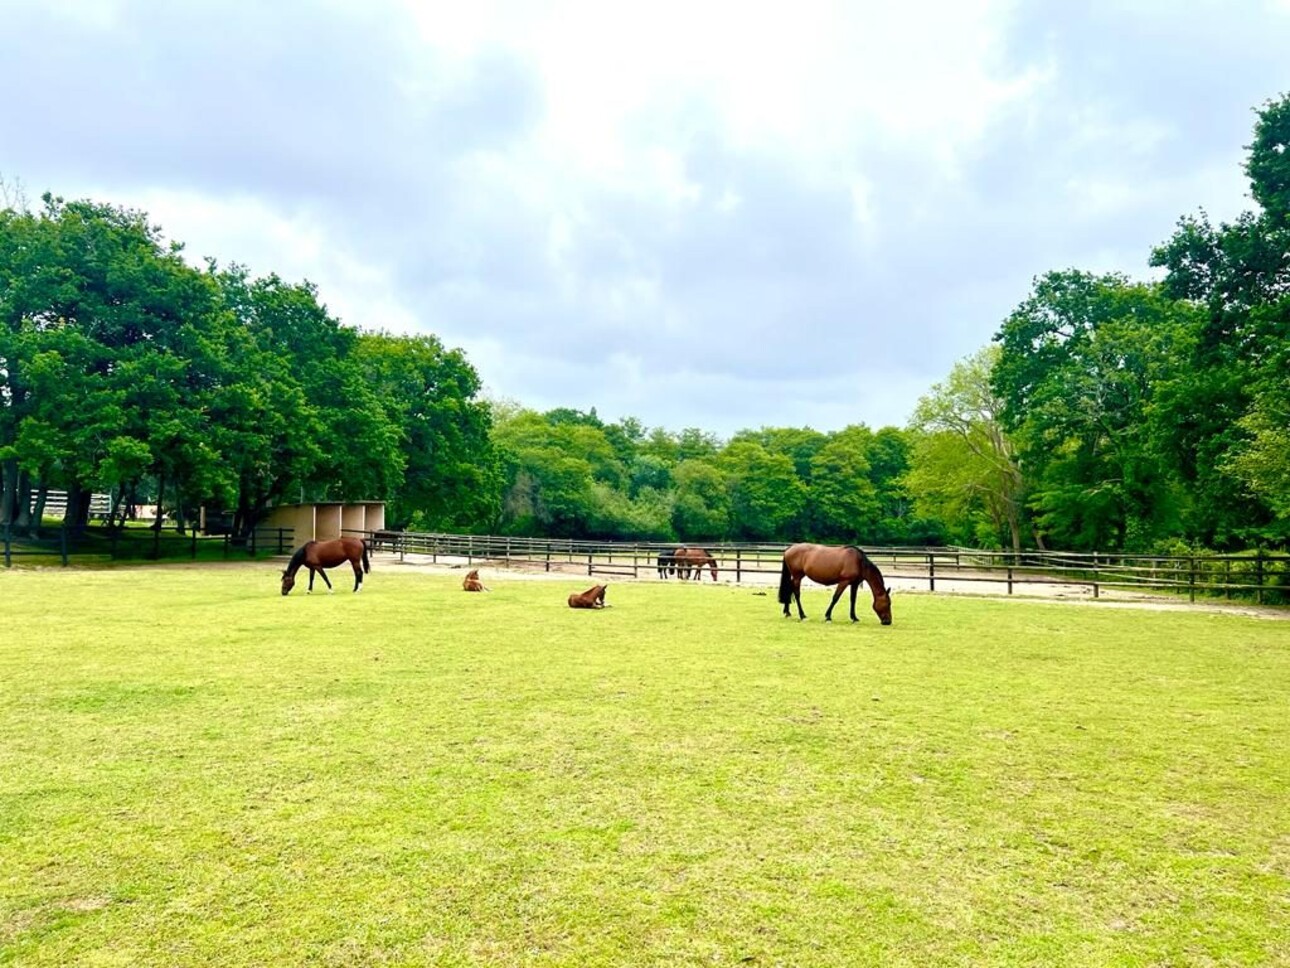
[1256,549,1264,606]
[1007,565,1013,595]
[151,526,160,561]
[60,524,69,566]
[3,521,9,567]
[1225,558,1231,600]
[1189,556,1196,603]
[545,550,551,572]
[736,548,742,585]
[249,527,257,557]
[467,535,473,565]
[928,554,935,593]
[191,529,198,559]
[587,553,593,576]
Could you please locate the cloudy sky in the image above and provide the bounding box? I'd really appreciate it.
[3,1,1289,436]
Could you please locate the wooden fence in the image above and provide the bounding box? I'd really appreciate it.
[2,525,294,566]
[6,523,1286,606]
[352,532,1290,606]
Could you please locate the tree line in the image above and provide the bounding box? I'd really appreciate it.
[2,94,1287,553]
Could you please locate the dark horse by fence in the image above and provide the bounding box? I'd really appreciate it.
[674,546,718,581]
[656,548,677,579]
[779,543,891,624]
[281,536,370,595]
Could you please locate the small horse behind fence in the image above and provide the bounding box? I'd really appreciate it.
[281,536,370,596]
[568,584,608,609]
[674,546,718,581]
[779,542,891,624]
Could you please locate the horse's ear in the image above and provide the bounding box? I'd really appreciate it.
[886,586,892,595]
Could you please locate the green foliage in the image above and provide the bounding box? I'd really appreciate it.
[0,196,494,536]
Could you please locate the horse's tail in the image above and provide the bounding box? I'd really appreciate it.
[362,539,371,574]
[778,558,793,605]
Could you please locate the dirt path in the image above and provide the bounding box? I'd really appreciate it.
[376,552,1289,621]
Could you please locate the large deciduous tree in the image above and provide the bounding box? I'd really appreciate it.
[906,346,1025,551]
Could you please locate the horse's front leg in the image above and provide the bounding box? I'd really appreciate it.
[307,568,315,594]
[824,582,848,622]
[318,569,334,594]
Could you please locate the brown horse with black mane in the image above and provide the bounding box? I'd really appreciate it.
[281,536,370,595]
[779,543,891,624]
[674,546,719,581]
[568,584,608,609]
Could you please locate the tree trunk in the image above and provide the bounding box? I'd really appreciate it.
[1,459,17,527]
[152,471,166,532]
[28,485,48,538]
[15,471,33,532]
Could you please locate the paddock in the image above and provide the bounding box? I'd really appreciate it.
[1,565,1286,966]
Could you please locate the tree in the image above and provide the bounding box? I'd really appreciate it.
[906,346,1025,550]
[806,426,879,542]
[720,441,806,540]
[993,271,1195,550]
[355,331,498,531]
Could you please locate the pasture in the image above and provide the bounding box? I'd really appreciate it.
[1,564,1287,966]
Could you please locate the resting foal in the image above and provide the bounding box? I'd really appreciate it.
[567,584,608,609]
[462,569,489,592]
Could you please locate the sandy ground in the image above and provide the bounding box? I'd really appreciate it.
[375,552,1289,621]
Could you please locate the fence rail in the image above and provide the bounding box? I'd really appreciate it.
[351,532,1289,606]
[2,525,294,566]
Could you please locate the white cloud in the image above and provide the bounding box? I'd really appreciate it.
[5,0,1290,435]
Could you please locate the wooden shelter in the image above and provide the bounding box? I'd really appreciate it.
[261,502,386,544]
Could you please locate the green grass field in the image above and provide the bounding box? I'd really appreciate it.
[1,564,1287,966]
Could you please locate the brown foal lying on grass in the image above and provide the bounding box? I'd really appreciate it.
[462,569,489,592]
[567,584,608,609]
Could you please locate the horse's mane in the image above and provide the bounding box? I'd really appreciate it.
[286,544,310,571]
[845,545,882,575]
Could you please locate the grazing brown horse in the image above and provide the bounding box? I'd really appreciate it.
[568,584,608,609]
[779,543,891,624]
[462,569,489,592]
[281,536,370,595]
[674,546,719,581]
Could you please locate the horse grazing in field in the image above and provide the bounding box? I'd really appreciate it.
[281,536,370,596]
[462,569,489,592]
[779,543,891,624]
[674,546,718,581]
[568,584,608,609]
[656,548,678,579]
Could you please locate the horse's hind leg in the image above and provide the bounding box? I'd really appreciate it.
[352,560,363,592]
[792,577,806,620]
[849,582,860,622]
